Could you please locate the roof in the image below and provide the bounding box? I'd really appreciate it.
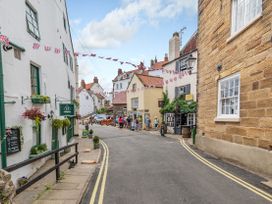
[85,83,94,90]
[136,74,163,88]
[112,91,127,105]
[112,68,148,82]
[95,93,105,100]
[180,32,197,56]
[150,61,167,70]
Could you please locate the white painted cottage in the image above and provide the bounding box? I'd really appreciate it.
[0,0,76,184]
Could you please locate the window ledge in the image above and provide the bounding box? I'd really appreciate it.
[214,117,240,123]
[227,14,262,44]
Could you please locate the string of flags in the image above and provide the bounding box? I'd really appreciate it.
[0,34,10,46]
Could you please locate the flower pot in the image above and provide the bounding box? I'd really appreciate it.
[93,143,100,149]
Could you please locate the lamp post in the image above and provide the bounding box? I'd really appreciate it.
[0,44,7,168]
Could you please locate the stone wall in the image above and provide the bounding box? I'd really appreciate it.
[0,170,16,204]
[197,0,272,149]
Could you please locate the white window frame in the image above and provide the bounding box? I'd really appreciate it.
[217,73,240,120]
[231,0,262,36]
[187,113,196,126]
[26,2,40,40]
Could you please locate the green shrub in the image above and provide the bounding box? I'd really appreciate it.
[62,118,71,127]
[30,144,48,155]
[93,136,99,144]
[82,129,89,137]
[89,129,93,135]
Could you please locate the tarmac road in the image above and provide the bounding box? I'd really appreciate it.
[83,125,271,204]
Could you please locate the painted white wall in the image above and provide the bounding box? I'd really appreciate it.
[113,78,130,94]
[148,69,163,77]
[163,51,198,102]
[0,0,76,184]
[79,90,95,117]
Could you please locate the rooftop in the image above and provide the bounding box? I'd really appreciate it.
[136,74,163,88]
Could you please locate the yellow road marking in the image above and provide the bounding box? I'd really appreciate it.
[180,139,272,202]
[90,141,107,204]
[98,141,109,204]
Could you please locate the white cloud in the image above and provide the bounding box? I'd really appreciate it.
[78,0,197,49]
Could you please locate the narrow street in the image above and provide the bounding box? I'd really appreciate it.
[82,125,271,204]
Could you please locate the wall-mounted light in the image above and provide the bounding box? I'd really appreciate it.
[216,64,222,72]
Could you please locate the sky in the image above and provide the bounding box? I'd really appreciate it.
[66,0,198,92]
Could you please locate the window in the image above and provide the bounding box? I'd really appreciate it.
[187,113,196,126]
[30,64,40,95]
[132,83,137,92]
[231,0,262,34]
[116,84,119,90]
[175,84,191,98]
[69,54,73,71]
[14,48,21,60]
[218,73,240,118]
[63,43,68,65]
[131,98,139,109]
[26,3,40,40]
[63,13,67,31]
[120,83,122,89]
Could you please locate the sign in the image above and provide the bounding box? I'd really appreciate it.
[185,94,193,101]
[6,128,21,155]
[60,104,74,116]
[158,100,164,108]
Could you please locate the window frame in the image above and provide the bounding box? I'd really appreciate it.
[30,64,41,95]
[231,0,262,36]
[131,97,139,109]
[217,73,240,120]
[26,2,40,40]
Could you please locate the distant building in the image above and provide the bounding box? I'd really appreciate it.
[112,64,148,115]
[78,77,105,116]
[127,74,163,129]
[148,54,168,77]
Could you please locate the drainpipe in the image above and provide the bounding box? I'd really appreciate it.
[0,45,7,168]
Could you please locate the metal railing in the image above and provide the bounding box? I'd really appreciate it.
[4,143,78,194]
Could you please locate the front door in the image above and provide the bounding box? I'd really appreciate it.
[51,127,59,150]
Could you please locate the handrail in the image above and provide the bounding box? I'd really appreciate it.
[4,143,78,172]
[4,142,79,194]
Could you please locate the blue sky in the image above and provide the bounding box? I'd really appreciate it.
[66,0,198,92]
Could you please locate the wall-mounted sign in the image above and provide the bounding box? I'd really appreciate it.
[6,128,21,155]
[59,104,74,116]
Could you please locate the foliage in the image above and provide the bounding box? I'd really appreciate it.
[62,118,71,127]
[93,136,99,144]
[96,107,110,114]
[17,177,28,187]
[52,119,63,129]
[82,129,89,137]
[89,129,93,135]
[160,93,197,114]
[31,95,51,104]
[30,143,47,155]
[22,107,46,127]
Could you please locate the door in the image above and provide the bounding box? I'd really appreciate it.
[51,127,59,150]
[67,117,74,143]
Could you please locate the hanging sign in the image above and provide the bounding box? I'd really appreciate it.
[59,104,75,116]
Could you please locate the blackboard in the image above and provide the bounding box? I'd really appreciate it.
[6,128,21,155]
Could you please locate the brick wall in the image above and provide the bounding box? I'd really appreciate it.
[197,0,272,149]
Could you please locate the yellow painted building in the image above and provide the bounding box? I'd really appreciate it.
[127,74,163,129]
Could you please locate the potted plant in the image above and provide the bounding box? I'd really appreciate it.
[31,95,51,104]
[52,119,63,129]
[93,136,100,149]
[82,129,89,138]
[62,118,71,128]
[17,177,28,187]
[22,107,46,128]
[29,143,48,158]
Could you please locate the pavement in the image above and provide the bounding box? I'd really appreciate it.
[82,125,272,204]
[14,133,100,204]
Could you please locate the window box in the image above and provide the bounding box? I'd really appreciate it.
[31,95,51,104]
[29,143,48,158]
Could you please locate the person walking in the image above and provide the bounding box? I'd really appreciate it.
[118,116,123,128]
[154,116,159,130]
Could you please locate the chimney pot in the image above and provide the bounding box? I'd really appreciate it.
[93,77,98,83]
[118,68,123,75]
[81,79,86,88]
[164,53,168,62]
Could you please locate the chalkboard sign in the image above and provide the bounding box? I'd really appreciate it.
[6,128,21,155]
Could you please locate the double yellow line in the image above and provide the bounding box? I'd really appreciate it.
[180,139,272,202]
[90,140,109,204]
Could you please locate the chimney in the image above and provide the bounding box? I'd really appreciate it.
[81,79,86,88]
[164,53,168,62]
[169,32,180,61]
[150,59,154,67]
[118,68,123,75]
[154,56,158,63]
[93,76,98,84]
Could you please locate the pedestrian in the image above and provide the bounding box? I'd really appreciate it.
[154,116,159,130]
[118,116,123,128]
[127,116,131,129]
[135,118,139,131]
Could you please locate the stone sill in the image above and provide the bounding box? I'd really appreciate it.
[227,14,263,44]
[214,117,240,123]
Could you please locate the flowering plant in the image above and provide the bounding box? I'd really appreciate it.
[22,107,46,126]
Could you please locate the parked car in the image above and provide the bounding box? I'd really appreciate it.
[94,114,107,124]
